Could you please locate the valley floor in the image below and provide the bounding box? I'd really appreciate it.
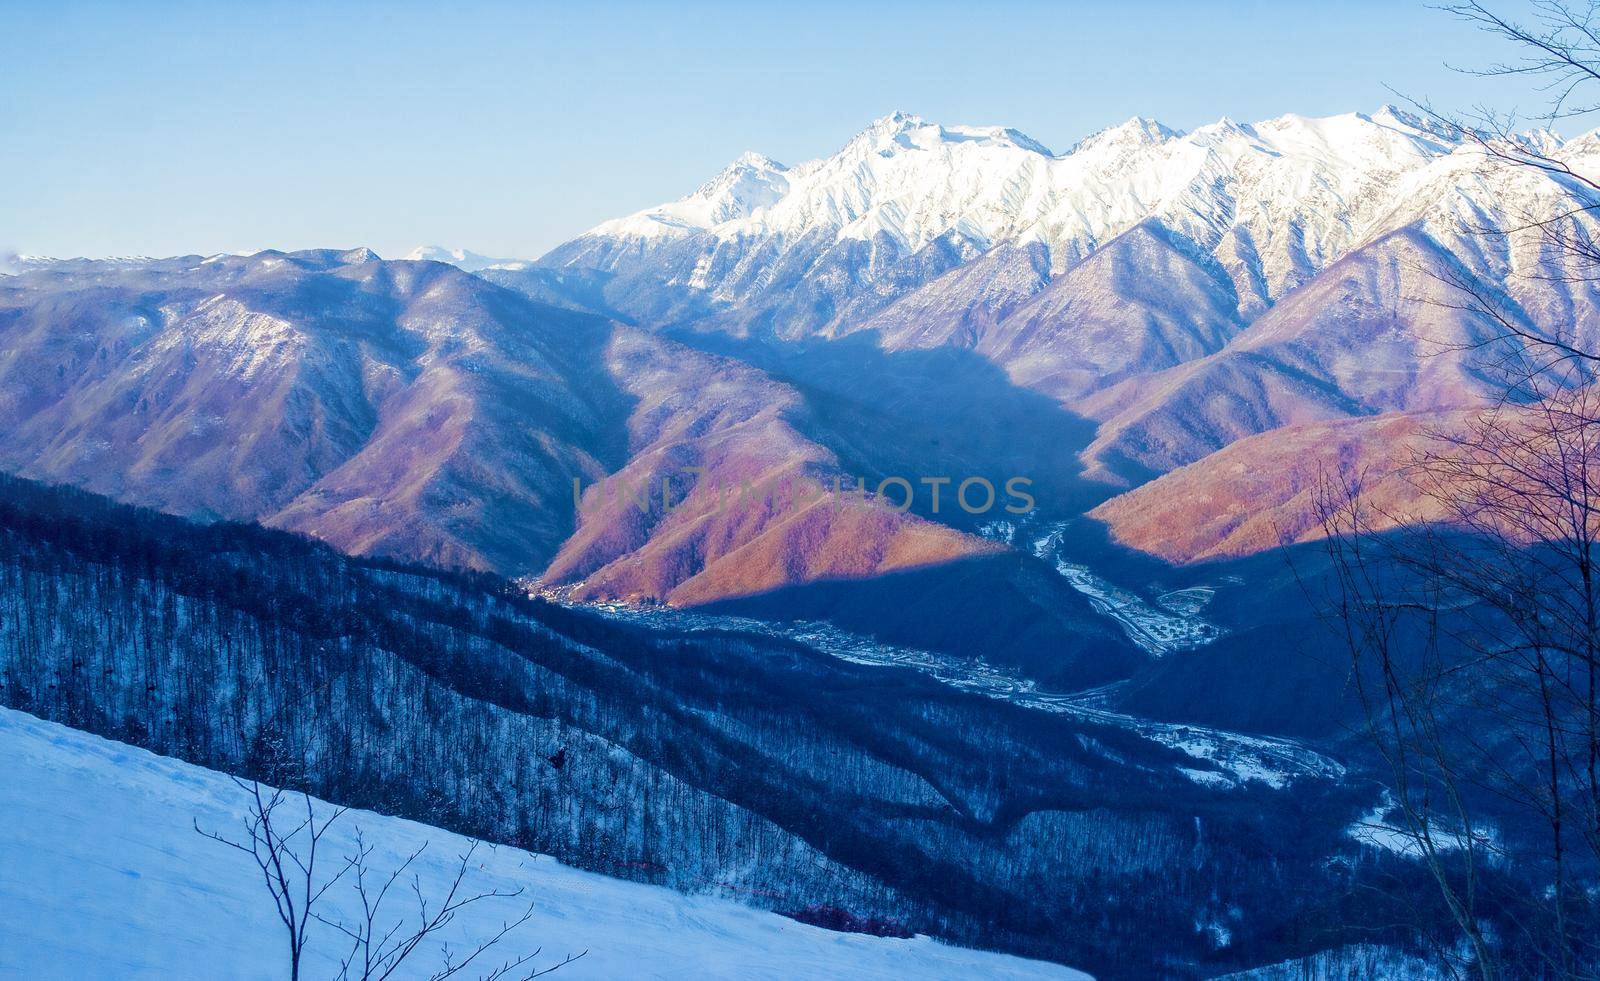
[0,708,1088,981]
[574,600,1344,792]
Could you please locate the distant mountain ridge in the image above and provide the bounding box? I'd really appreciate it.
[401,245,523,271]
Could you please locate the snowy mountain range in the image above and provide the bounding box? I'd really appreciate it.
[540,107,1555,331]
[570,106,1456,265]
[517,106,1600,492]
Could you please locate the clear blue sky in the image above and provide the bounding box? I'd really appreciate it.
[0,0,1565,260]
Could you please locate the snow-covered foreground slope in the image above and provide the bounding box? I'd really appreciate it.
[0,708,1086,981]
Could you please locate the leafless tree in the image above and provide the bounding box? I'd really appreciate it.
[196,779,583,980]
[1310,3,1600,976]
[1314,389,1600,977]
[317,832,583,981]
[196,779,351,981]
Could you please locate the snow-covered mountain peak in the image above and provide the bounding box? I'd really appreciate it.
[866,109,925,133]
[1369,103,1418,125]
[582,144,794,242]
[1554,128,1600,173]
[841,111,1053,157]
[732,150,785,170]
[1521,127,1568,155]
[688,151,791,219]
[1366,103,1461,142]
[852,110,935,145]
[401,245,519,272]
[932,123,1055,155]
[703,150,787,181]
[8,254,165,274]
[1192,115,1248,139]
[1251,108,1459,159]
[1067,116,1179,156]
[336,247,381,265]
